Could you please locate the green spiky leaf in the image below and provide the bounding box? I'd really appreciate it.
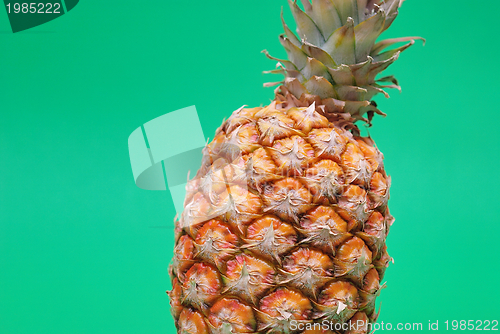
[288,0,325,45]
[310,0,343,38]
[264,0,423,123]
[354,8,385,62]
[323,17,355,65]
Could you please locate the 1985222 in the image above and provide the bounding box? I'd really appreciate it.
[444,320,498,330]
[5,3,61,13]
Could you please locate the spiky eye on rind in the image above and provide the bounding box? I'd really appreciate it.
[269,135,316,176]
[299,206,351,254]
[356,211,387,259]
[194,219,239,269]
[242,148,280,192]
[182,263,222,311]
[244,215,297,263]
[287,104,330,134]
[224,253,276,304]
[337,185,371,229]
[258,288,313,333]
[224,123,261,155]
[308,127,348,162]
[177,308,209,334]
[181,192,215,237]
[368,172,390,210]
[302,159,345,204]
[221,106,262,134]
[197,158,235,200]
[359,268,383,316]
[167,278,183,320]
[355,137,384,172]
[208,298,257,333]
[172,235,195,280]
[345,312,370,334]
[257,111,299,146]
[341,143,373,186]
[318,281,359,308]
[373,245,392,279]
[279,248,335,298]
[263,178,313,223]
[334,237,373,284]
[315,281,359,324]
[215,185,263,231]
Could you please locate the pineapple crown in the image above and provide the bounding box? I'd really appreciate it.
[265,0,424,123]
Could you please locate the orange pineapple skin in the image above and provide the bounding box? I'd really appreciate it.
[169,102,394,334]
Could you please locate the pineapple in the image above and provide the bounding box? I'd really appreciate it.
[168,0,422,333]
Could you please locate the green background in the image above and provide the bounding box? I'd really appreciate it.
[0,1,499,333]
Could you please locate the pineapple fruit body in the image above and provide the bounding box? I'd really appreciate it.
[169,102,393,334]
[167,0,421,332]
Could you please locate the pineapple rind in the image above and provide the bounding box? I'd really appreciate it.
[170,103,393,334]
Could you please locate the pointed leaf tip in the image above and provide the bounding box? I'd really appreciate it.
[288,0,325,46]
[371,36,425,55]
[281,7,301,47]
[300,0,313,14]
[323,17,356,65]
[310,0,343,38]
[354,9,386,62]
